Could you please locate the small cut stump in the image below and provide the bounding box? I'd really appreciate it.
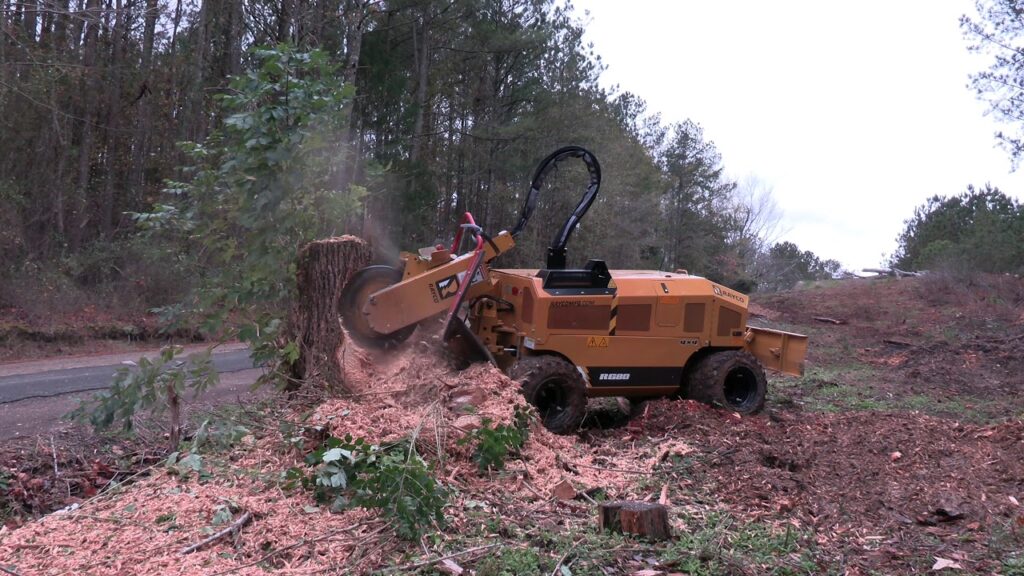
[598,501,671,541]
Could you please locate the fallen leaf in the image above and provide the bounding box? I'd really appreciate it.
[1010,495,1020,507]
[932,557,962,571]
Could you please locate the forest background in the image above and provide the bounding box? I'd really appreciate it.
[1,0,1020,334]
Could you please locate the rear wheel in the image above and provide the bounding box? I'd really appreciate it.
[339,265,417,349]
[511,355,587,435]
[686,350,767,414]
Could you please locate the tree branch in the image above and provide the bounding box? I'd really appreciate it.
[382,543,502,573]
[179,512,252,555]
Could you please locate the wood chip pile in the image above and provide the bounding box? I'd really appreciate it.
[0,345,640,574]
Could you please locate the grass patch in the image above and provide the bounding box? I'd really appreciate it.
[475,546,544,576]
[986,515,1024,574]
[891,394,1001,423]
[769,364,889,413]
[769,364,1007,424]
[809,384,891,412]
[661,512,821,576]
[1004,556,1024,576]
[405,512,824,576]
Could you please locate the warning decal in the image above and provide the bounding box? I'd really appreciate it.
[436,274,461,299]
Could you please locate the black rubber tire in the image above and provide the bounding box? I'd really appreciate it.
[686,350,767,414]
[510,355,587,435]
[339,265,417,349]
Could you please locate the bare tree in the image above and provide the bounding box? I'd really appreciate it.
[730,173,785,257]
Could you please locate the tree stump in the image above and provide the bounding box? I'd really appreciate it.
[290,235,371,392]
[598,501,671,541]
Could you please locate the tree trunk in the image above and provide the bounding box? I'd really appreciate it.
[340,0,365,87]
[409,6,430,166]
[183,0,210,142]
[0,3,7,102]
[21,0,36,42]
[290,235,371,392]
[167,379,181,450]
[276,0,291,43]
[337,0,370,220]
[227,0,243,76]
[52,0,68,50]
[598,501,672,541]
[128,0,157,196]
[71,0,101,251]
[100,0,125,240]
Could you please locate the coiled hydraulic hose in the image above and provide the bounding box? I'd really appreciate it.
[509,145,602,270]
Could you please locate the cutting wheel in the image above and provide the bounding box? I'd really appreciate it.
[339,265,416,349]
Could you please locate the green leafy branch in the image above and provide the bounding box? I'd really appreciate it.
[285,434,447,540]
[459,406,531,473]
[130,45,370,389]
[67,345,219,451]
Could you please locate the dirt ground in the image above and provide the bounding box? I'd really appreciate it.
[2,274,1023,575]
[630,401,1024,573]
[0,302,204,362]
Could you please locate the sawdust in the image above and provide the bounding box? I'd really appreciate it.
[1,472,385,575]
[0,341,632,574]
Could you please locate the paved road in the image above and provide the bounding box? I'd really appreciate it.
[0,346,264,439]
[0,349,256,404]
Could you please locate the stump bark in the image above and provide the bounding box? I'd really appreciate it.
[290,235,372,392]
[598,501,671,541]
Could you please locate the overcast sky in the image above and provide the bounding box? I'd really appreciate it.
[574,0,1024,270]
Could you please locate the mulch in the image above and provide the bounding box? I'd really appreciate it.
[621,399,1024,573]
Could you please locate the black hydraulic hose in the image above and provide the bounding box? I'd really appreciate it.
[509,146,602,269]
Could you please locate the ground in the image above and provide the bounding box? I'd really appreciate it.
[1,273,1022,575]
[0,303,180,362]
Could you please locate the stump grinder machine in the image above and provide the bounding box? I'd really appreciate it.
[340,146,808,433]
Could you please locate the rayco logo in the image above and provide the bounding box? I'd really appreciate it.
[712,284,746,304]
[597,373,631,381]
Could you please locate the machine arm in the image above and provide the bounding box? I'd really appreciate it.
[509,145,602,270]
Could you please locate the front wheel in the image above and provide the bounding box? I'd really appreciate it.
[686,351,767,414]
[511,355,587,435]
